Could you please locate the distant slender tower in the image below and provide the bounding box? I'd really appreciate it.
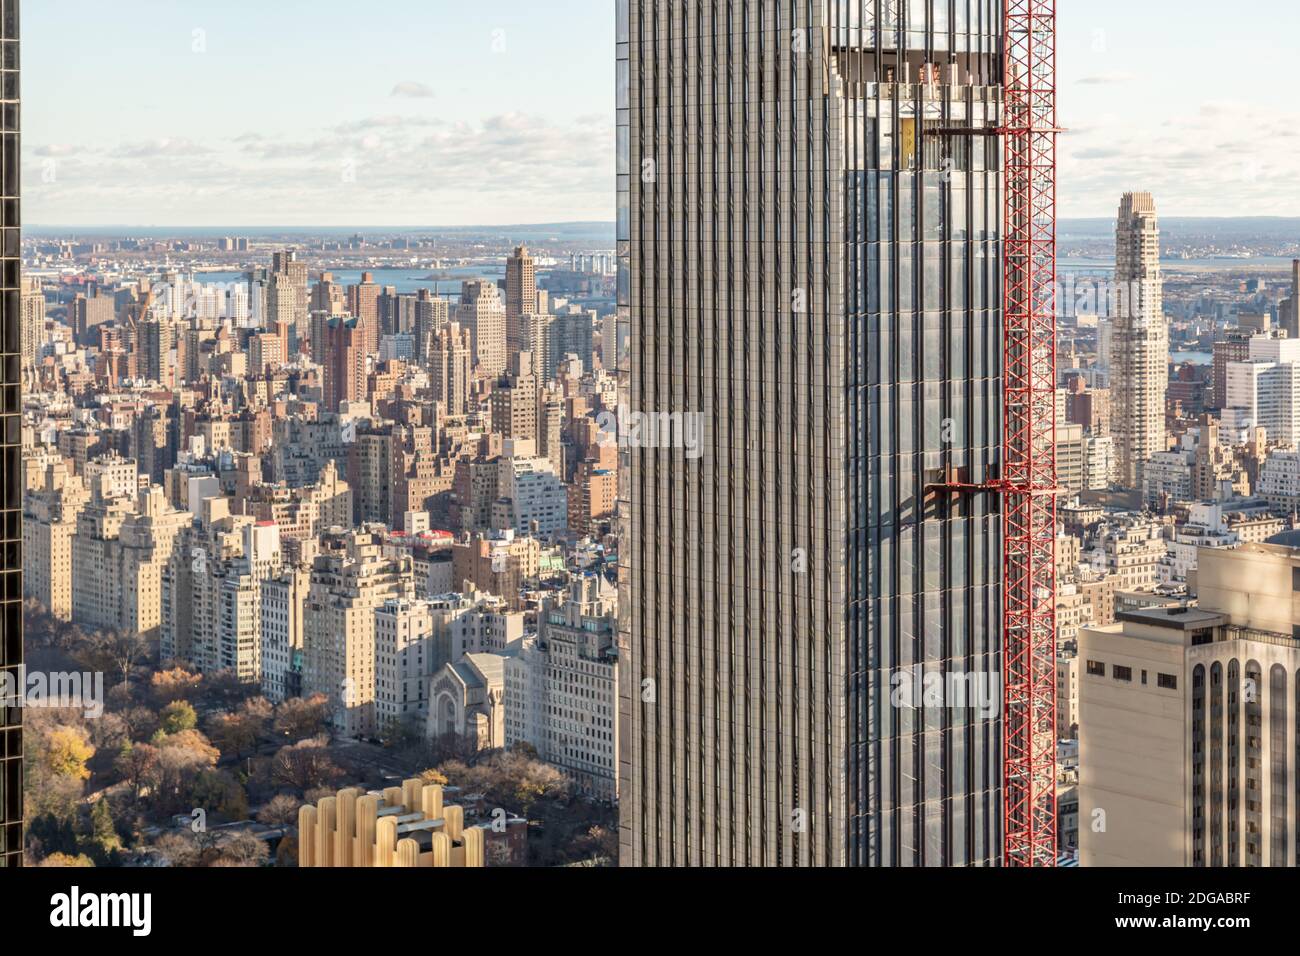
[1112,193,1168,489]
[1282,259,1300,339]
[0,0,20,868]
[268,249,309,358]
[20,276,41,386]
[505,245,536,356]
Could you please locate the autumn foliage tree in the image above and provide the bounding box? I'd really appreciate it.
[23,714,98,861]
[41,726,95,781]
[149,729,221,817]
[157,700,198,737]
[209,697,274,757]
[272,694,330,742]
[149,667,202,706]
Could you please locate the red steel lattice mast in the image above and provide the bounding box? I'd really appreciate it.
[1001,0,1060,867]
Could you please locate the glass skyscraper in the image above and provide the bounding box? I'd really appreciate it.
[0,0,18,868]
[617,0,1004,865]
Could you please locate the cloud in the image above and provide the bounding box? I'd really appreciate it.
[242,138,338,160]
[25,111,616,226]
[33,144,79,157]
[1071,147,1123,160]
[1198,99,1251,118]
[113,138,212,159]
[1077,72,1136,85]
[391,81,435,99]
[334,114,439,133]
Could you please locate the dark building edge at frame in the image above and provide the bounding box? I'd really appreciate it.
[0,0,17,869]
[617,0,1005,866]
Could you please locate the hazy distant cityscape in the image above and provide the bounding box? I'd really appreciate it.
[5,0,1300,899]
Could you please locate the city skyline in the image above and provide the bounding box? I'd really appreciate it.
[10,0,1300,906]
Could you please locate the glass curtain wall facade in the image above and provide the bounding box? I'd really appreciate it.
[0,0,18,869]
[618,0,1004,867]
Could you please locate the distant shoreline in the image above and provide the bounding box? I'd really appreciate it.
[1062,257,1295,274]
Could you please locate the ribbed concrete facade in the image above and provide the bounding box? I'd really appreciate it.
[618,0,1004,867]
[1112,191,1167,489]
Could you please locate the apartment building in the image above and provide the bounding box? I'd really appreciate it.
[505,574,619,799]
[302,529,416,739]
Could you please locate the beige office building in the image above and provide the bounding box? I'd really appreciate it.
[1080,543,1300,867]
[505,574,619,799]
[1056,653,1080,734]
[489,351,539,444]
[268,250,310,350]
[21,276,43,378]
[455,279,507,378]
[1057,423,1086,494]
[429,321,473,417]
[261,563,311,703]
[519,311,556,382]
[375,598,436,730]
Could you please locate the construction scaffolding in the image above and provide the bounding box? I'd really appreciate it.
[1001,0,1060,867]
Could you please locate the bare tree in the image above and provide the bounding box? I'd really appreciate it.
[153,832,203,868]
[256,794,302,827]
[270,736,342,793]
[80,628,150,690]
[217,832,270,867]
[114,742,160,801]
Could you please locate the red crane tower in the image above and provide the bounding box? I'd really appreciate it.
[1001,0,1060,867]
[928,0,1062,866]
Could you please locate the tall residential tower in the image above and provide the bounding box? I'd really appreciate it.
[618,0,1005,866]
[1111,192,1167,489]
[505,244,536,356]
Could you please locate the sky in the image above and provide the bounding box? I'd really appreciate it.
[25,0,617,227]
[22,0,1299,227]
[1056,0,1300,220]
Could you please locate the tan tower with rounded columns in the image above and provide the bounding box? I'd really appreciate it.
[297,778,487,867]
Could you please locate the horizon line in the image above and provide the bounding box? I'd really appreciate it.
[26,214,1300,232]
[25,222,616,233]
